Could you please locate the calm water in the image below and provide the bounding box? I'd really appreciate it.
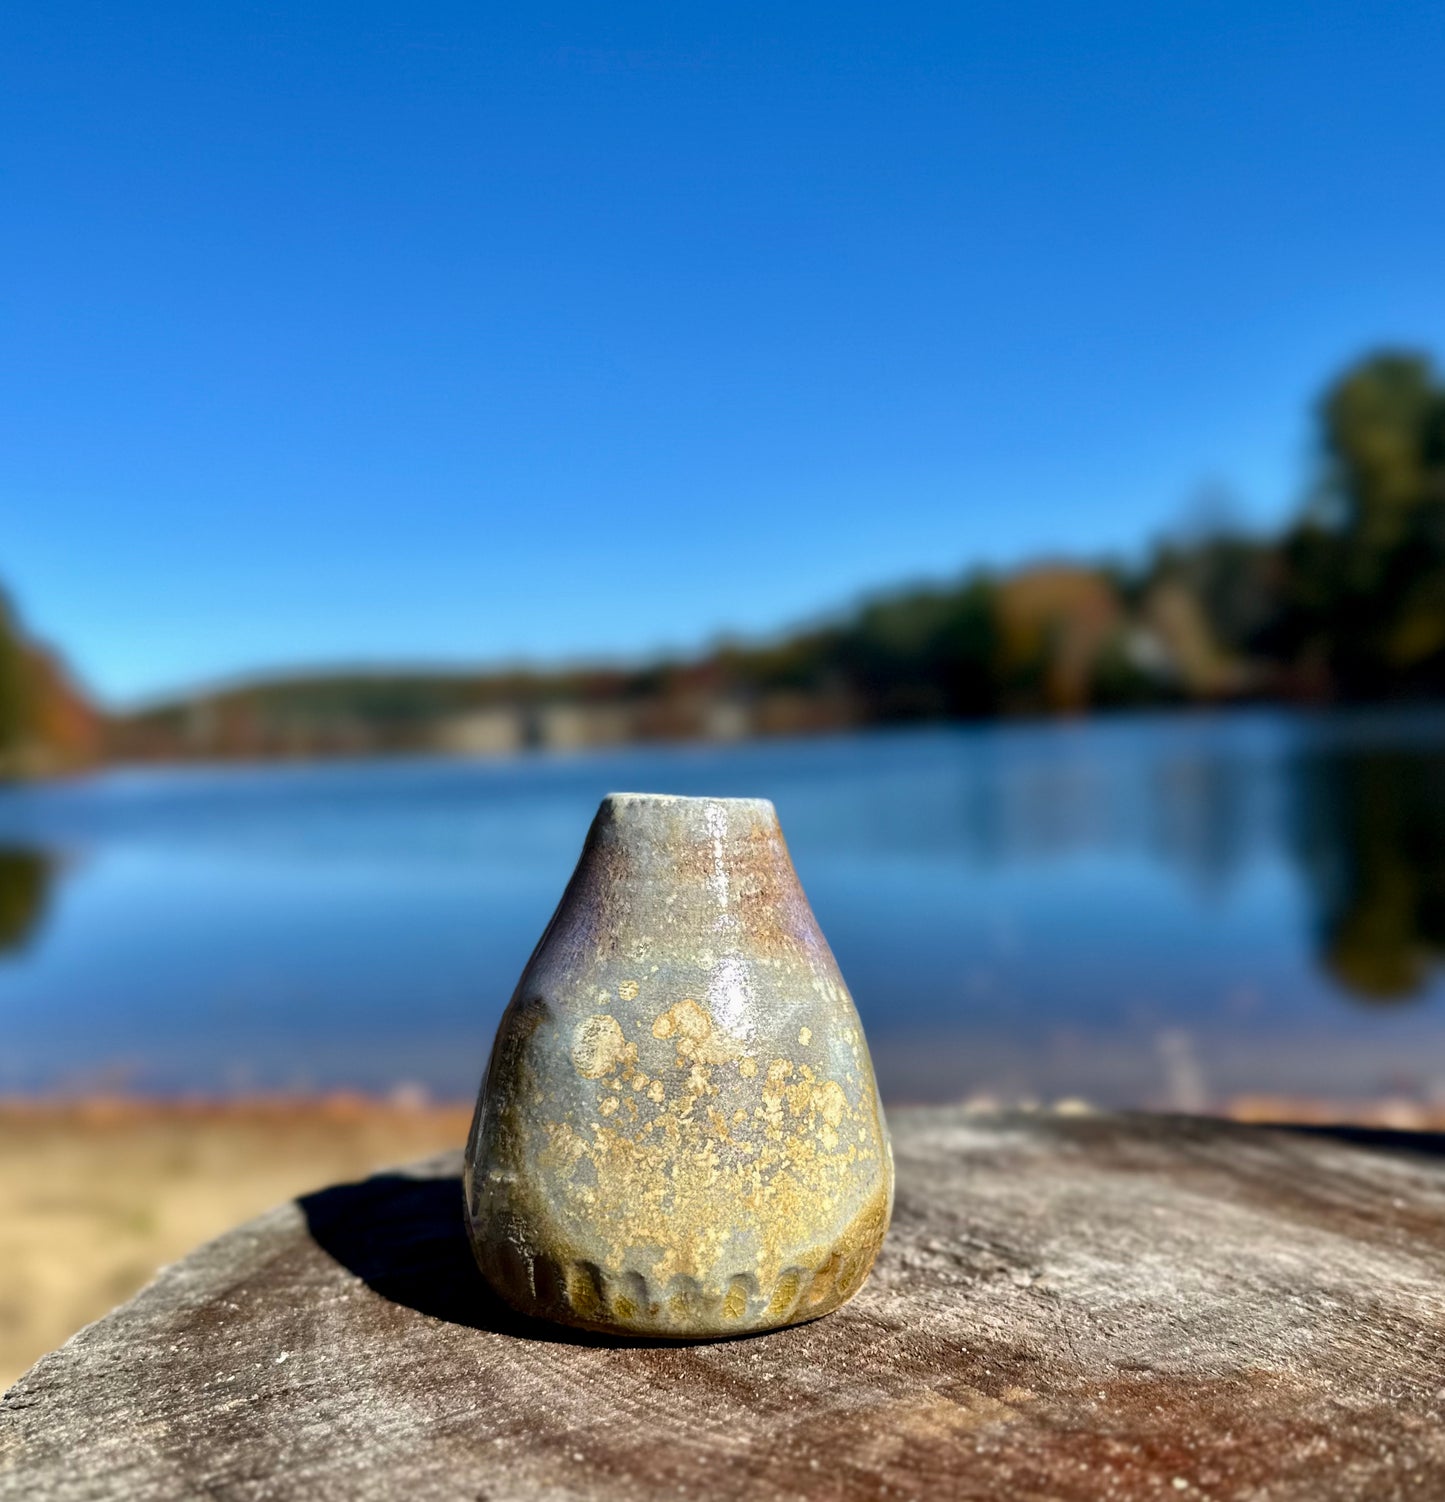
[2,709,1444,1108]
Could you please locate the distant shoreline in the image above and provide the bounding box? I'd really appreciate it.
[23,696,1445,790]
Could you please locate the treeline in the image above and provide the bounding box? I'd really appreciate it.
[8,348,1445,770]
[716,347,1445,721]
[0,593,101,777]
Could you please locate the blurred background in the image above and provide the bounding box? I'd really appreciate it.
[3,0,1444,1386]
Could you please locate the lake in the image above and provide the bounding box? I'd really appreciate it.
[2,708,1444,1109]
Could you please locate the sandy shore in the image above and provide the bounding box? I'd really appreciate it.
[0,1096,472,1393]
[4,1091,1444,1394]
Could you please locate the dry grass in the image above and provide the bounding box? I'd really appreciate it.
[0,1096,472,1393]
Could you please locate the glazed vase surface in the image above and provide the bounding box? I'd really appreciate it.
[463,792,893,1337]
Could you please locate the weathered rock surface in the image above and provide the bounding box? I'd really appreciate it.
[3,1110,1445,1500]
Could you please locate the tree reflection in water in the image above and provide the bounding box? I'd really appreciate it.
[0,726,1443,1031]
[0,848,53,955]
[1293,747,1445,1001]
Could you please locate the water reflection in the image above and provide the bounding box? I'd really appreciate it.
[1292,748,1445,1002]
[1,712,1444,1102]
[1149,747,1259,896]
[0,848,52,955]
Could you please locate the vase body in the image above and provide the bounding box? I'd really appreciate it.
[464,793,893,1338]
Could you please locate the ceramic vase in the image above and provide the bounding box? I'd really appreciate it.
[463,792,893,1337]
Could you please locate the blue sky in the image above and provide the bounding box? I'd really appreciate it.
[4,1,1443,704]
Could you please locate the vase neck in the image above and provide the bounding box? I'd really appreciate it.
[587,794,787,886]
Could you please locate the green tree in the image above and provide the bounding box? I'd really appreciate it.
[0,590,34,770]
[1284,352,1445,694]
[1315,354,1439,559]
[833,576,1000,721]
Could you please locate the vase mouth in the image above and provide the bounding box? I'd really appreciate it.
[592,792,783,849]
[601,792,776,812]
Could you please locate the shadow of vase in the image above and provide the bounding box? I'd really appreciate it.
[298,1169,702,1349]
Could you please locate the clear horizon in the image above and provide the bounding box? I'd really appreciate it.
[5,1,1444,703]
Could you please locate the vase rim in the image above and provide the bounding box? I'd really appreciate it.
[601,791,776,810]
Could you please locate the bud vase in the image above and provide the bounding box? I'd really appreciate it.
[464,793,893,1337]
